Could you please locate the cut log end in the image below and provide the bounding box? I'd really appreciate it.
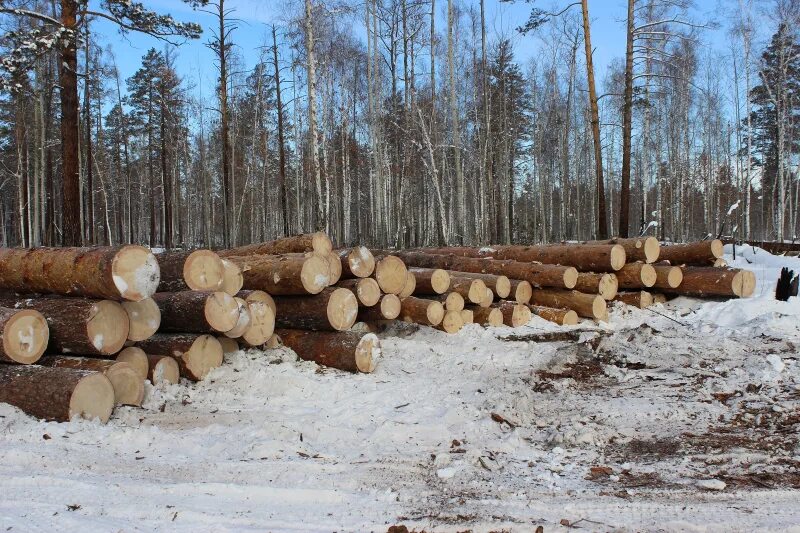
[326,288,359,331]
[87,300,130,355]
[666,267,683,288]
[323,253,342,285]
[374,256,408,294]
[354,333,380,373]
[204,291,240,333]
[312,232,334,254]
[710,239,724,259]
[598,274,619,300]
[563,310,579,325]
[511,304,532,327]
[121,298,161,342]
[642,237,660,263]
[220,259,244,296]
[438,310,464,333]
[460,309,474,324]
[217,336,240,354]
[115,346,149,381]
[445,292,465,312]
[733,270,757,298]
[347,246,376,278]
[239,290,276,315]
[427,301,445,326]
[467,279,487,304]
[494,275,511,298]
[150,355,180,385]
[399,271,417,298]
[640,264,657,287]
[610,245,627,271]
[512,281,533,304]
[105,362,145,406]
[355,278,381,307]
[429,269,451,294]
[265,333,283,349]
[224,297,251,338]
[2,309,48,364]
[479,287,494,308]
[592,295,609,321]
[241,301,275,346]
[563,267,579,289]
[182,249,224,291]
[379,294,402,319]
[184,335,224,381]
[69,372,116,423]
[112,245,161,301]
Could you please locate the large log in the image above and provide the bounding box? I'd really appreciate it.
[430,292,465,311]
[115,346,149,380]
[495,301,532,327]
[436,310,464,334]
[0,245,159,301]
[614,291,654,308]
[320,252,342,286]
[409,267,450,294]
[225,254,329,295]
[658,240,724,265]
[589,237,660,263]
[399,296,444,326]
[219,232,333,256]
[38,356,144,407]
[273,288,359,331]
[237,290,276,315]
[120,297,161,341]
[448,271,510,298]
[574,273,618,300]
[136,333,223,381]
[669,267,755,298]
[0,307,48,364]
[529,305,579,326]
[152,291,240,334]
[0,297,129,355]
[530,289,608,320]
[145,354,180,385]
[277,329,380,373]
[219,259,244,296]
[509,280,533,304]
[652,265,683,290]
[470,306,503,326]
[372,255,408,294]
[614,263,657,289]
[357,294,401,322]
[223,297,251,338]
[337,278,381,307]
[240,300,275,347]
[337,247,376,278]
[449,275,487,304]
[388,251,577,289]
[0,365,115,423]
[418,244,626,272]
[156,249,224,292]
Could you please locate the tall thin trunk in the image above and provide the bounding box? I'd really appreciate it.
[447,0,463,243]
[272,25,290,236]
[305,0,324,231]
[59,0,81,245]
[619,0,635,238]
[84,22,94,244]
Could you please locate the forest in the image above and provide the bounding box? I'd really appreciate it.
[0,0,798,250]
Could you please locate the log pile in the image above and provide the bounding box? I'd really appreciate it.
[0,233,755,425]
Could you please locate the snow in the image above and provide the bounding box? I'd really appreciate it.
[0,247,798,530]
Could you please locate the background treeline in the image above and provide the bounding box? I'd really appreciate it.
[0,0,798,249]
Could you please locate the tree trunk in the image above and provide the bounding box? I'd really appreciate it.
[669,267,755,298]
[530,289,608,320]
[590,236,659,263]
[408,267,451,294]
[419,244,626,272]
[152,291,240,333]
[219,232,332,256]
[225,254,330,295]
[529,305,579,326]
[277,329,380,373]
[657,240,723,265]
[614,290,654,308]
[37,356,143,407]
[619,0,635,238]
[574,273,619,300]
[614,263,657,289]
[494,301,531,327]
[399,296,444,326]
[144,354,180,385]
[59,0,81,246]
[0,307,48,364]
[652,265,683,290]
[136,333,223,381]
[272,25,290,236]
[273,287,358,331]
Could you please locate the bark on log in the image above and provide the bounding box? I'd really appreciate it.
[372,255,408,294]
[115,346,148,380]
[409,267,450,294]
[223,297,251,338]
[399,296,444,326]
[219,232,333,256]
[337,247,375,278]
[220,259,244,296]
[589,237,659,263]
[615,263,657,288]
[156,249,224,292]
[574,273,618,300]
[436,310,464,333]
[614,291,654,308]
[417,244,626,272]
[388,251,577,289]
[240,300,275,347]
[0,364,115,423]
[469,306,503,326]
[37,356,143,406]
[277,329,380,373]
[0,245,159,301]
[509,280,533,304]
[657,240,724,265]
[358,294,401,322]
[530,290,608,320]
[652,265,683,289]
[273,288,358,331]
[668,267,755,298]
[337,278,381,307]
[529,305,579,326]
[136,333,223,381]
[145,354,180,385]
[495,301,532,327]
[448,271,510,298]
[152,291,240,334]
[225,254,329,295]
[120,298,160,341]
[448,276,487,304]
[0,297,129,355]
[0,307,48,364]
[398,271,417,298]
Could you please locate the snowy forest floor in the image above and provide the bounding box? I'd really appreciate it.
[1,246,799,532]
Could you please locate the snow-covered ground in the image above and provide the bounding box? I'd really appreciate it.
[1,247,799,532]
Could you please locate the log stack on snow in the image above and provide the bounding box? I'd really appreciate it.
[0,232,756,426]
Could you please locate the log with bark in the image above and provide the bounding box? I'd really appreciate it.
[223,297,251,338]
[277,329,380,373]
[0,297,129,355]
[0,307,48,364]
[120,297,161,341]
[409,267,450,294]
[495,301,532,327]
[136,333,223,381]
[0,245,160,301]
[448,275,487,304]
[38,355,144,407]
[530,290,608,321]
[240,300,275,347]
[152,291,240,334]
[657,240,723,265]
[509,280,533,304]
[614,291,654,308]
[220,259,244,296]
[145,354,180,385]
[470,306,503,327]
[225,254,330,295]
[0,364,115,423]
[436,310,464,334]
[590,237,660,263]
[614,263,657,289]
[417,244,626,272]
[399,296,444,326]
[372,255,409,294]
[273,288,359,331]
[652,265,683,290]
[528,306,579,326]
[337,278,381,307]
[337,246,376,278]
[115,346,149,380]
[387,251,578,289]
[358,294,401,322]
[448,271,510,298]
[668,267,756,298]
[219,232,333,257]
[156,249,224,292]
[574,273,618,300]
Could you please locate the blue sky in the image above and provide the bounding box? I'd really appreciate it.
[92,0,737,99]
